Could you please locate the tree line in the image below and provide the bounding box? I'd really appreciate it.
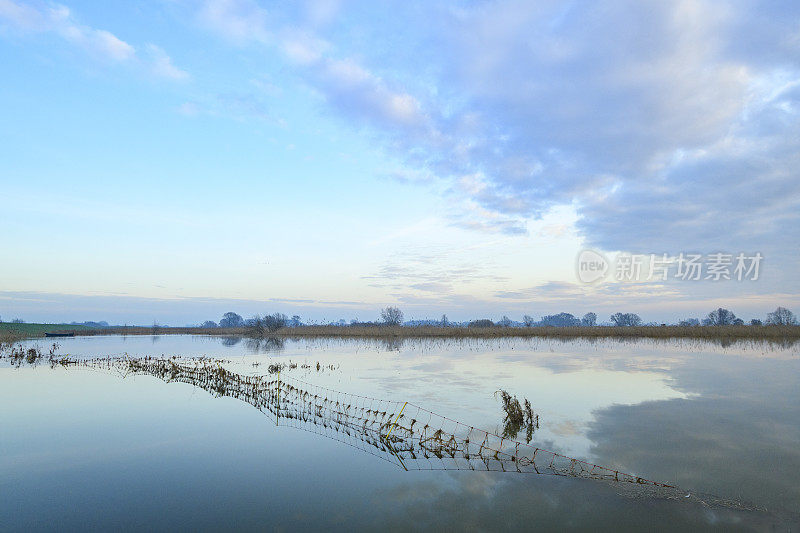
[196,305,797,333]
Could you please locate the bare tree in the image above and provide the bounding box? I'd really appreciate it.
[703,308,737,326]
[498,315,513,327]
[380,306,404,326]
[263,313,288,332]
[581,312,597,327]
[247,315,266,336]
[610,312,642,327]
[522,315,536,327]
[766,307,797,326]
[246,313,288,336]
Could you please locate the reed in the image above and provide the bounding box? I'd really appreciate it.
[72,324,800,341]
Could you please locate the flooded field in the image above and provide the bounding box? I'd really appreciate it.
[2,335,799,531]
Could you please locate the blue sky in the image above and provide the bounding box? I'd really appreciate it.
[1,0,799,325]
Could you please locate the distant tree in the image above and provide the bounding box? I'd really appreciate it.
[200,320,218,328]
[11,318,24,323]
[766,307,797,326]
[610,313,642,327]
[468,319,495,328]
[245,313,287,336]
[74,321,108,328]
[678,318,701,327]
[290,315,302,327]
[219,312,244,328]
[540,313,581,327]
[750,319,763,326]
[522,315,536,327]
[380,306,404,326]
[703,308,737,326]
[263,313,288,332]
[498,315,513,327]
[440,314,449,327]
[581,312,597,327]
[246,315,265,336]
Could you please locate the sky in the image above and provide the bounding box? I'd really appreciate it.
[1,0,799,325]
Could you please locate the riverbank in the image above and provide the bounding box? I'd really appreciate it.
[52,324,800,342]
[0,322,92,343]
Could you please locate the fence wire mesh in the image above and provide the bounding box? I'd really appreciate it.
[106,357,672,486]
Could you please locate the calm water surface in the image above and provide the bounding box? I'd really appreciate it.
[1,335,798,531]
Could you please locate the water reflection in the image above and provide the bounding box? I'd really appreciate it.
[243,336,285,354]
[220,336,241,347]
[588,354,800,513]
[3,334,799,530]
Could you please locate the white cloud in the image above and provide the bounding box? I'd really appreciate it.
[257,0,800,286]
[91,29,135,61]
[304,0,341,28]
[0,0,43,29]
[281,30,328,65]
[197,0,270,44]
[145,44,189,80]
[288,53,429,130]
[0,1,186,79]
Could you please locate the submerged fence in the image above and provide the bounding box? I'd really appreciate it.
[110,357,672,487]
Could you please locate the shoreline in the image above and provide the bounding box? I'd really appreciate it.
[7,324,797,342]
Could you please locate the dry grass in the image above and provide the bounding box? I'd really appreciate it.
[0,322,92,341]
[68,324,800,341]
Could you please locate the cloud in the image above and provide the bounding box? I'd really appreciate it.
[494,280,682,304]
[303,0,341,28]
[145,44,189,80]
[0,0,43,29]
[191,0,799,286]
[302,54,428,129]
[409,1,800,262]
[0,1,187,79]
[409,282,452,294]
[363,247,511,299]
[88,28,135,61]
[197,0,270,44]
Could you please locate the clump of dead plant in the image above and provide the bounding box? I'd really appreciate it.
[496,389,540,443]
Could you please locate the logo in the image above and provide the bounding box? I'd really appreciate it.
[576,249,609,283]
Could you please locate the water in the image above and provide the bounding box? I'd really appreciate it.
[1,335,798,531]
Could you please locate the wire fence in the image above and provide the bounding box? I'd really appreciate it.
[108,357,672,486]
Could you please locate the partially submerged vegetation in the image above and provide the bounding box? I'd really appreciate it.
[496,389,540,443]
[1,342,76,368]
